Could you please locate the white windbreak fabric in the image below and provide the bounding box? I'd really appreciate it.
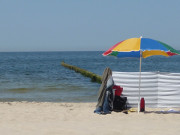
[112,72,180,108]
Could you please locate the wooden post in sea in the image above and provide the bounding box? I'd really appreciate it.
[61,61,102,84]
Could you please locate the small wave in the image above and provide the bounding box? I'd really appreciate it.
[0,98,21,102]
[42,87,61,92]
[43,84,87,92]
[7,88,34,93]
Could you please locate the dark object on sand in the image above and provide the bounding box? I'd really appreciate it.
[113,96,127,112]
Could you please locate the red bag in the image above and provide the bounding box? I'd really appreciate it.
[113,85,123,96]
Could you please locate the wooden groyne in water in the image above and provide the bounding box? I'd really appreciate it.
[61,62,102,84]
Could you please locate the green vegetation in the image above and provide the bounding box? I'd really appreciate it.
[61,62,102,84]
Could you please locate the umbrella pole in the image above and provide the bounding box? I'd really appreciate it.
[138,53,142,113]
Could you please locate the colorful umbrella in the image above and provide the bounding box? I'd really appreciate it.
[103,37,180,112]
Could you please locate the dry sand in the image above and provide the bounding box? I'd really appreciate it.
[0,102,180,135]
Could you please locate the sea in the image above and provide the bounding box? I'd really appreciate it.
[0,51,180,102]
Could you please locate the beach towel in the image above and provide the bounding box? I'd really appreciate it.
[94,67,114,114]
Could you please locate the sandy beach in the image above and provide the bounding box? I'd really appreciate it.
[0,102,180,135]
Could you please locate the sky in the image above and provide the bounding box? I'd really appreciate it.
[0,0,180,52]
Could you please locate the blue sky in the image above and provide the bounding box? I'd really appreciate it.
[0,0,180,52]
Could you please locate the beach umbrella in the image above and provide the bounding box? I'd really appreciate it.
[103,37,180,113]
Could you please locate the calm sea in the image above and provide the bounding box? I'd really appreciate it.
[0,51,180,102]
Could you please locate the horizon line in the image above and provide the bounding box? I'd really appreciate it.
[0,50,105,53]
